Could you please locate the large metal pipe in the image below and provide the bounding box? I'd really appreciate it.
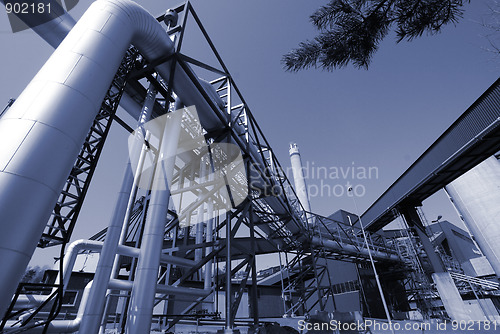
[445,156,500,277]
[79,83,157,333]
[0,0,186,318]
[127,107,183,333]
[109,279,209,298]
[310,236,399,262]
[0,0,400,324]
[7,0,311,248]
[0,0,151,123]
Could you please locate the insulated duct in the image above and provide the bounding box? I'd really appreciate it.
[0,0,176,319]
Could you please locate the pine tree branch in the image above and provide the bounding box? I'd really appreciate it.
[283,0,470,71]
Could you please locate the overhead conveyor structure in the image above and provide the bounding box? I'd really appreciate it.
[361,78,500,233]
[0,1,403,333]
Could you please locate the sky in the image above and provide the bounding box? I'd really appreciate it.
[0,0,499,267]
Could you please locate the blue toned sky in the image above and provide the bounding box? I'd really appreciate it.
[0,0,499,267]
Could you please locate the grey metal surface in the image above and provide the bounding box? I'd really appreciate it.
[445,156,500,277]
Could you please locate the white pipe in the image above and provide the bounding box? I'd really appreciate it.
[195,157,207,263]
[60,240,103,291]
[1,0,149,122]
[13,239,194,311]
[6,281,93,333]
[0,0,183,318]
[13,239,102,310]
[127,107,183,333]
[204,164,215,311]
[109,279,209,298]
[79,81,158,334]
[44,281,92,333]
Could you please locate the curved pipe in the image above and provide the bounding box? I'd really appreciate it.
[4,281,92,334]
[0,0,176,318]
[13,239,102,310]
[2,0,311,242]
[13,239,195,310]
[3,0,298,240]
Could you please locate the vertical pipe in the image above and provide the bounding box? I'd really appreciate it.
[225,211,232,330]
[113,82,158,275]
[204,172,215,311]
[80,82,157,334]
[248,205,259,326]
[127,107,183,334]
[195,157,206,263]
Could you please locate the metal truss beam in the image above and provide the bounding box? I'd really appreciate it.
[38,48,139,248]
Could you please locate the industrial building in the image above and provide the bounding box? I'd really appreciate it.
[1,0,500,333]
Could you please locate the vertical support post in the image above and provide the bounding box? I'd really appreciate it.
[309,246,325,312]
[284,251,297,316]
[277,247,288,316]
[248,204,259,326]
[225,211,233,330]
[204,165,215,311]
[195,157,206,265]
[400,206,473,321]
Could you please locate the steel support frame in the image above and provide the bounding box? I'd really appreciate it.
[39,48,139,248]
[22,2,407,331]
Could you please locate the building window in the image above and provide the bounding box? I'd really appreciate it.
[332,280,360,294]
[62,291,79,307]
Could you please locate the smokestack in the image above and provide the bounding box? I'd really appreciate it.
[289,143,312,217]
